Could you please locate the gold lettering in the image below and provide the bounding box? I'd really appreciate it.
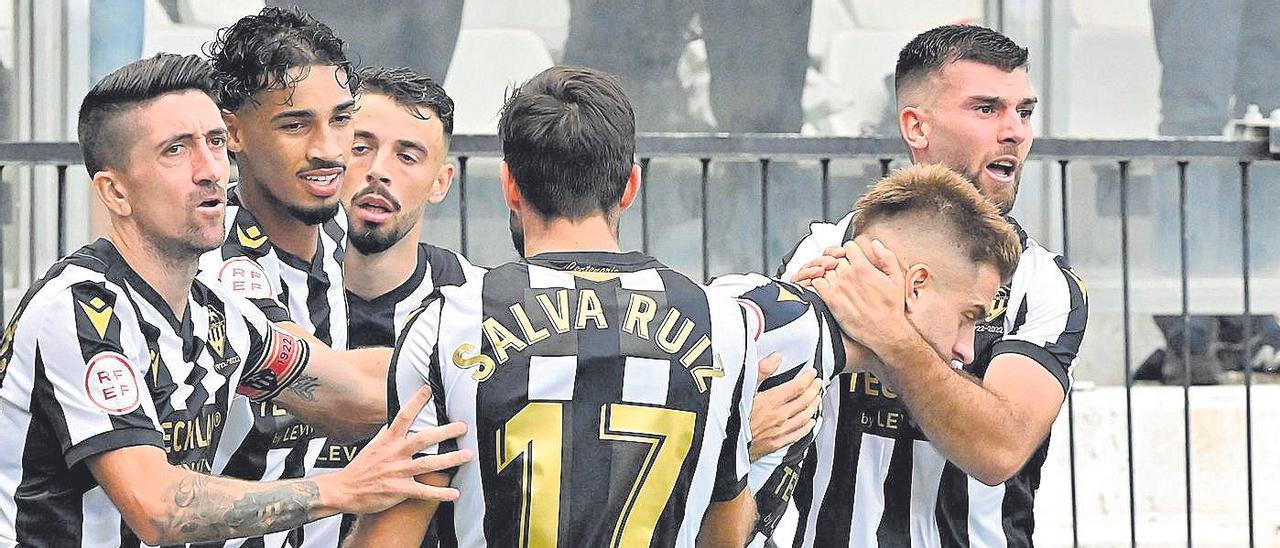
[865,374,880,397]
[679,335,711,368]
[173,420,187,453]
[510,303,550,345]
[575,289,608,330]
[537,290,571,334]
[482,318,527,364]
[656,309,693,354]
[622,294,657,339]
[453,343,497,381]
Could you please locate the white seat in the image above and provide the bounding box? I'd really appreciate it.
[460,0,569,57]
[142,0,218,57]
[177,0,264,29]
[845,0,983,31]
[444,29,554,135]
[817,29,915,136]
[808,0,856,62]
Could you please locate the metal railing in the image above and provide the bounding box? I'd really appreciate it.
[2,134,1278,546]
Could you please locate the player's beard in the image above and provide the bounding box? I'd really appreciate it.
[349,219,415,254]
[509,211,525,257]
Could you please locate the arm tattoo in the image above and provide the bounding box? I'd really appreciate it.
[287,374,323,401]
[160,474,322,543]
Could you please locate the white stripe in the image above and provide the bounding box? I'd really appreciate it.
[849,434,893,548]
[528,264,575,289]
[79,488,120,546]
[910,440,947,548]
[620,268,664,291]
[798,383,842,548]
[528,356,577,401]
[622,357,669,405]
[967,477,1008,547]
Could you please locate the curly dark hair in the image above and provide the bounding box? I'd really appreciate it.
[895,25,1028,95]
[356,66,454,137]
[204,6,354,112]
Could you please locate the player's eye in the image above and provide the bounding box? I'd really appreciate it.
[332,113,353,125]
[352,143,372,155]
[208,135,227,148]
[398,152,419,164]
[165,143,185,155]
[1018,109,1034,119]
[280,122,306,132]
[976,105,994,115]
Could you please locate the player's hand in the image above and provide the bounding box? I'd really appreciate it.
[326,386,471,515]
[789,247,844,287]
[749,353,821,462]
[811,239,911,353]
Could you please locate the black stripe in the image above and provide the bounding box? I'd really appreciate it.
[935,462,971,547]
[423,243,468,288]
[876,438,913,547]
[16,352,89,547]
[791,447,818,548]
[806,375,861,547]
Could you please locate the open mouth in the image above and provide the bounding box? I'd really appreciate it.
[985,158,1017,181]
[354,194,398,223]
[195,196,224,210]
[298,168,344,198]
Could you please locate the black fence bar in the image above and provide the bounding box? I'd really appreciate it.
[700,158,711,283]
[1058,159,1080,548]
[55,165,66,259]
[760,158,770,275]
[457,156,468,257]
[1118,160,1138,547]
[819,158,831,222]
[1177,160,1193,545]
[640,157,651,255]
[1239,161,1256,547]
[879,157,892,177]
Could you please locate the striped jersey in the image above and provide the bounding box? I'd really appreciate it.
[0,238,285,547]
[391,251,840,547]
[781,213,1088,548]
[338,242,481,542]
[197,185,349,548]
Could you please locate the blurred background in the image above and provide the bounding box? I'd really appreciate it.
[2,1,1280,545]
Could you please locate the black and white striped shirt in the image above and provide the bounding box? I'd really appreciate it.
[780,213,1088,548]
[198,186,349,548]
[392,251,797,547]
[0,239,282,547]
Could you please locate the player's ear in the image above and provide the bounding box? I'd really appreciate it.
[900,106,928,153]
[92,168,132,218]
[500,160,522,212]
[617,163,642,211]
[903,263,931,312]
[427,162,455,205]
[222,109,246,154]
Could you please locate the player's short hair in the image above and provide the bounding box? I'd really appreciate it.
[498,65,635,220]
[77,53,220,175]
[357,66,454,138]
[895,24,1029,96]
[204,6,353,112]
[852,163,1021,282]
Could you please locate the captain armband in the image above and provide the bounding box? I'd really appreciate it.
[237,325,312,402]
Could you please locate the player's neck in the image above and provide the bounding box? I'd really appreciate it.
[106,227,196,318]
[344,231,419,301]
[522,214,621,257]
[236,172,321,260]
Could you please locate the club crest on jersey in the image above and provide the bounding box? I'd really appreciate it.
[218,257,273,299]
[84,351,142,415]
[986,285,1010,323]
[207,308,226,358]
[236,224,269,249]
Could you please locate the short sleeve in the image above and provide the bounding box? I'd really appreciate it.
[989,254,1088,394]
[35,283,163,467]
[198,255,291,323]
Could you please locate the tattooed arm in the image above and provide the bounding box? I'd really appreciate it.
[264,321,392,442]
[88,387,471,545]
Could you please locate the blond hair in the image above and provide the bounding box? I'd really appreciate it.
[851,163,1021,281]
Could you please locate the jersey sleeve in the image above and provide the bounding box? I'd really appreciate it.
[388,294,454,460]
[989,254,1088,393]
[198,252,291,323]
[776,213,853,281]
[714,273,846,385]
[709,305,758,503]
[34,282,164,467]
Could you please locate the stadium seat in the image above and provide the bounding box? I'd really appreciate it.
[177,0,264,28]
[141,0,218,57]
[817,29,914,136]
[444,29,554,135]
[845,0,983,31]
[808,0,855,63]
[459,0,569,58]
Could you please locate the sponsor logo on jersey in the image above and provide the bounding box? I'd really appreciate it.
[79,297,114,339]
[84,351,141,415]
[218,257,273,299]
[236,224,269,249]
